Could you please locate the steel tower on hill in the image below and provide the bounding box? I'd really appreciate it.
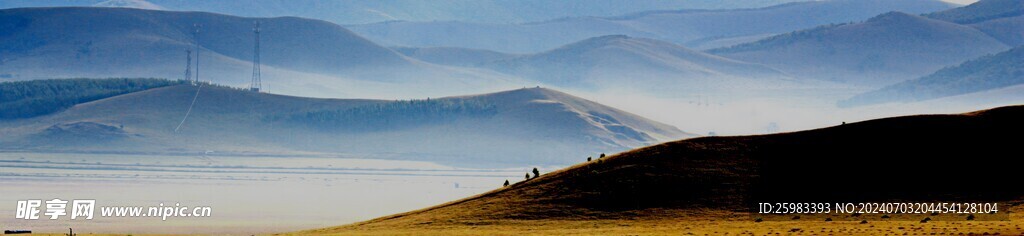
[183,49,192,81]
[193,23,201,84]
[250,21,262,92]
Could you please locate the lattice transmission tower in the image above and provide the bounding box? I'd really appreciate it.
[250,21,262,92]
[193,23,201,84]
[183,49,192,81]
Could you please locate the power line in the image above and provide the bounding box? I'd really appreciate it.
[175,83,203,133]
[176,23,203,133]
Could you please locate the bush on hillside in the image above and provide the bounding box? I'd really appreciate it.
[276,98,497,132]
[0,78,187,119]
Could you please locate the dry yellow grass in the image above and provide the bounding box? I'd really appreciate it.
[290,205,1024,235]
[285,106,1024,235]
[27,232,192,234]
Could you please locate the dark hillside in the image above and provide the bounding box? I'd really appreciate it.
[328,105,1024,229]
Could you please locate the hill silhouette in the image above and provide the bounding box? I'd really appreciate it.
[841,45,1024,107]
[319,105,1024,231]
[0,81,690,166]
[393,46,517,67]
[0,0,808,25]
[0,7,521,98]
[710,11,1009,86]
[969,15,1024,47]
[347,0,956,53]
[927,0,1024,47]
[926,0,1024,24]
[481,35,798,93]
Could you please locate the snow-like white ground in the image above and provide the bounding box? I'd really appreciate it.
[0,152,530,234]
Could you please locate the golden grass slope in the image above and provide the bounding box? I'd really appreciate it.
[293,105,1024,235]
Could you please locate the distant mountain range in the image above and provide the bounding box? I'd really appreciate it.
[927,0,1024,47]
[346,0,958,53]
[0,0,805,25]
[93,0,164,10]
[926,0,1023,24]
[840,45,1024,107]
[966,15,1024,47]
[709,11,1010,86]
[392,46,518,67]
[1,0,1021,110]
[0,79,692,166]
[833,0,1024,106]
[476,35,799,93]
[0,6,843,101]
[0,7,523,98]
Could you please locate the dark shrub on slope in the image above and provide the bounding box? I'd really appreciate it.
[0,78,186,119]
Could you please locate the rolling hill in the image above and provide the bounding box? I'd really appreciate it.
[308,105,1024,234]
[0,0,806,25]
[393,46,518,67]
[926,0,1024,24]
[0,7,523,99]
[0,79,692,166]
[92,0,164,10]
[0,78,187,119]
[709,11,1010,86]
[346,0,958,53]
[926,0,1024,47]
[840,45,1024,107]
[478,35,799,94]
[969,15,1024,47]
